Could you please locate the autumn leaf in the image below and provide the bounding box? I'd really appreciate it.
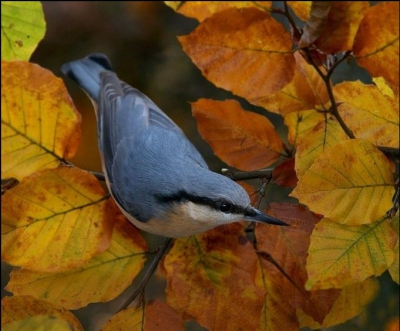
[287,1,312,21]
[353,1,399,91]
[1,167,113,272]
[297,277,379,328]
[5,216,147,309]
[284,109,325,146]
[334,80,399,148]
[272,158,298,188]
[313,2,369,53]
[163,223,264,331]
[2,315,73,331]
[306,217,397,290]
[1,296,83,331]
[165,1,272,22]
[256,203,341,327]
[103,306,144,331]
[254,52,329,115]
[192,99,283,171]
[291,139,395,225]
[1,2,46,61]
[295,118,349,179]
[1,61,81,181]
[388,215,399,284]
[179,7,295,101]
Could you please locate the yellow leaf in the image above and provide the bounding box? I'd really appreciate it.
[373,77,395,99]
[5,217,147,309]
[3,315,72,331]
[179,7,295,101]
[254,52,329,114]
[353,1,399,91]
[1,61,81,181]
[1,296,83,331]
[1,2,46,61]
[284,109,325,146]
[291,139,395,225]
[163,223,264,331]
[334,80,399,148]
[287,1,312,21]
[165,1,272,22]
[298,277,379,328]
[295,118,349,179]
[103,307,144,331]
[388,215,399,284]
[1,167,113,272]
[314,2,369,53]
[192,99,283,171]
[306,218,397,290]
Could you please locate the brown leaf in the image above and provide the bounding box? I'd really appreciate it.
[256,203,340,325]
[145,300,184,331]
[163,223,265,331]
[192,99,283,171]
[353,1,399,91]
[165,1,272,22]
[272,158,298,188]
[179,7,295,101]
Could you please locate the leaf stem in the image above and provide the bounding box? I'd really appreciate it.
[117,237,173,312]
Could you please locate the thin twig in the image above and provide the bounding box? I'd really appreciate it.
[117,237,173,312]
[222,168,273,181]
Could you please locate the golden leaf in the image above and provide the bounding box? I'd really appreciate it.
[103,307,143,331]
[1,2,46,61]
[192,99,283,171]
[284,109,325,146]
[179,7,295,100]
[2,315,72,331]
[306,218,397,290]
[1,61,81,180]
[1,296,83,331]
[287,1,312,21]
[165,1,272,22]
[1,167,113,272]
[5,216,147,309]
[388,215,399,284]
[295,118,349,179]
[254,52,329,114]
[353,1,399,91]
[163,223,264,331]
[291,139,395,225]
[334,80,399,148]
[298,278,379,328]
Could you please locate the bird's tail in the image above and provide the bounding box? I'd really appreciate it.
[61,53,113,101]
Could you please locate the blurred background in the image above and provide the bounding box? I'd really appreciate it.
[1,2,398,330]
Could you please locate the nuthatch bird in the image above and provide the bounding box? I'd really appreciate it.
[61,53,287,238]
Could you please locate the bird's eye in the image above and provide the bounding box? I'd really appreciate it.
[219,200,233,213]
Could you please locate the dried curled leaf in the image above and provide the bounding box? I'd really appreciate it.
[1,61,81,180]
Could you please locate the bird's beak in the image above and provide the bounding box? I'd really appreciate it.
[245,207,289,226]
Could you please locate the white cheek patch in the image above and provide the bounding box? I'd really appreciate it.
[186,202,243,225]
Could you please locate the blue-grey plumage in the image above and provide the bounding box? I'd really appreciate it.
[61,53,287,237]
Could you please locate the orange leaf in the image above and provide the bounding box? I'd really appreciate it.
[1,296,83,331]
[255,52,329,114]
[163,223,265,331]
[1,167,114,272]
[306,218,397,290]
[1,61,81,180]
[145,300,184,331]
[179,7,295,101]
[297,278,379,328]
[314,2,369,53]
[165,1,272,22]
[353,1,399,91]
[334,80,399,148]
[284,109,325,146]
[287,1,312,21]
[291,139,395,225]
[256,203,340,325]
[272,158,298,188]
[5,216,147,309]
[295,117,349,179]
[192,99,282,171]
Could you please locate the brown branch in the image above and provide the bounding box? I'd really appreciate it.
[222,168,273,181]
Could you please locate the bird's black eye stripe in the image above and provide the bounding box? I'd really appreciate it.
[156,191,245,215]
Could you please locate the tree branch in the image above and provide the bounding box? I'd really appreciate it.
[222,168,273,181]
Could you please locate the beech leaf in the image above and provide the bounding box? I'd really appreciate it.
[291,139,395,225]
[388,216,399,284]
[192,99,282,171]
[2,315,73,331]
[1,61,81,181]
